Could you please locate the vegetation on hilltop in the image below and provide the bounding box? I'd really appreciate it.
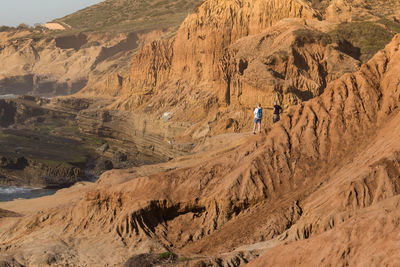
[0,0,202,40]
[56,0,202,34]
[329,20,400,62]
[306,0,330,13]
[304,0,400,62]
[306,0,400,16]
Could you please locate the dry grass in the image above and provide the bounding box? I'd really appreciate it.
[328,20,400,62]
[56,0,202,34]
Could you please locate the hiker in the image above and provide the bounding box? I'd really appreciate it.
[253,103,263,134]
[273,101,283,123]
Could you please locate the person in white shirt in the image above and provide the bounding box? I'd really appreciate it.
[253,103,262,134]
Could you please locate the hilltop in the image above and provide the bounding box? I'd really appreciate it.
[0,0,202,97]
[56,0,203,34]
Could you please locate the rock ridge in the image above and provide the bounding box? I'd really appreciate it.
[0,33,398,266]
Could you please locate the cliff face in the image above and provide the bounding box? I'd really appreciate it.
[219,19,360,109]
[79,0,400,137]
[91,0,327,139]
[115,0,320,101]
[109,19,360,137]
[0,32,128,96]
[1,33,399,266]
[170,0,320,84]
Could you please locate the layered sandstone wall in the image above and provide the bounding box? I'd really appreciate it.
[98,0,328,140]
[219,19,360,109]
[120,0,320,101]
[170,0,320,84]
[112,18,360,138]
[0,31,163,97]
[1,33,398,266]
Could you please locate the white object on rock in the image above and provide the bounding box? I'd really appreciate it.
[162,112,172,122]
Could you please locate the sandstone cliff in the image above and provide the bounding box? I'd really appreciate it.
[219,18,359,108]
[0,31,160,96]
[78,0,368,141]
[105,18,360,138]
[1,0,400,266]
[0,33,399,266]
[107,0,321,107]
[79,0,399,137]
[0,0,203,97]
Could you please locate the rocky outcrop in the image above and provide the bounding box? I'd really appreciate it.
[1,33,399,266]
[111,18,360,136]
[219,19,360,109]
[0,30,165,97]
[0,97,47,127]
[102,1,361,137]
[75,106,195,161]
[115,0,320,106]
[48,96,197,164]
[0,97,176,188]
[0,155,82,188]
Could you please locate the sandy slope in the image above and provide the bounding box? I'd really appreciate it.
[247,111,400,266]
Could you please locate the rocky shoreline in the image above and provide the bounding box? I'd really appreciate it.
[0,155,82,189]
[0,96,181,189]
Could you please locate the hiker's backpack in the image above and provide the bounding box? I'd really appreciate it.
[257,108,263,119]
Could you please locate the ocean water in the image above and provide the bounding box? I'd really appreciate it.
[0,186,57,202]
[0,94,17,99]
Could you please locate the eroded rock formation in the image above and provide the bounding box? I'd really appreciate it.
[108,0,321,110]
[1,0,400,266]
[0,30,164,96]
[219,19,360,108]
[0,32,399,266]
[79,0,364,139]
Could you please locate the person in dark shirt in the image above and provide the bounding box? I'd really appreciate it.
[273,101,283,123]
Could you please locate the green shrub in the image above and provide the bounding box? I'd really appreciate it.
[0,25,15,32]
[377,18,400,33]
[57,0,202,34]
[328,21,398,62]
[159,251,176,259]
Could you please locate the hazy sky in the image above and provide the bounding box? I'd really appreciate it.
[0,0,104,26]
